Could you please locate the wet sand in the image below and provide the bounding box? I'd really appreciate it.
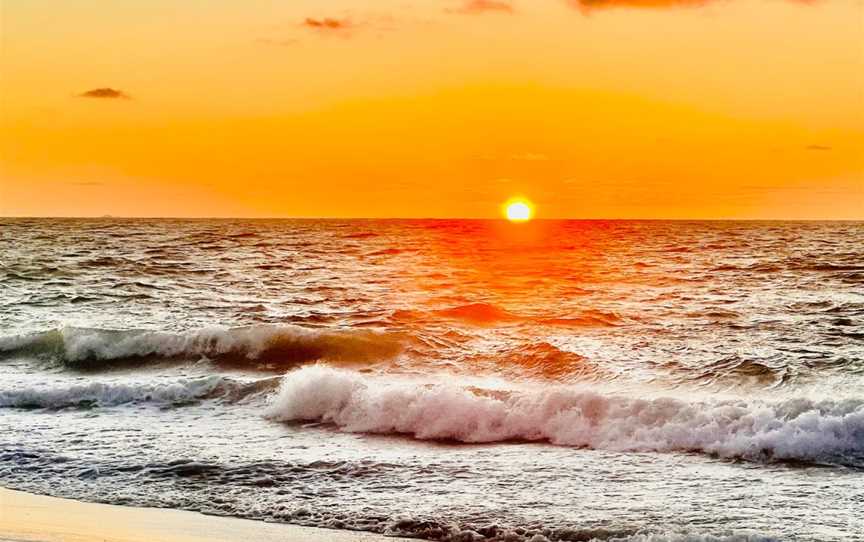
[0,487,406,542]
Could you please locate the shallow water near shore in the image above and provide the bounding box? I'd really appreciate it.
[1,218,862,541]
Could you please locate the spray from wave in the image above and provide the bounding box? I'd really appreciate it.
[0,325,404,370]
[265,366,864,466]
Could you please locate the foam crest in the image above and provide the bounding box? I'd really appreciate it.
[266,366,864,465]
[0,375,278,409]
[0,325,403,369]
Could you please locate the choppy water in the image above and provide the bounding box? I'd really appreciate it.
[1,218,862,541]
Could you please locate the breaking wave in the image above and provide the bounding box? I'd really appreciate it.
[266,366,864,466]
[0,325,404,370]
[0,375,280,409]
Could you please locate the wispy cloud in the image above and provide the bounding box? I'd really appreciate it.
[77,88,131,100]
[567,0,710,11]
[806,144,832,151]
[448,0,515,14]
[263,14,391,44]
[568,0,821,10]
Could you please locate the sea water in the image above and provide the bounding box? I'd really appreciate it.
[1,218,862,541]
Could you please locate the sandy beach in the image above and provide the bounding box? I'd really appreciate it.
[0,488,407,542]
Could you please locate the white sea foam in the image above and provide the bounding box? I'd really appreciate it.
[266,366,864,464]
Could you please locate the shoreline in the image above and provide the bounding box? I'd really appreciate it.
[0,487,408,542]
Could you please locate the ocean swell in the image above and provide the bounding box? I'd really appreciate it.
[0,325,404,370]
[266,366,864,466]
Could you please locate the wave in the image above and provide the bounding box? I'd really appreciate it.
[711,259,864,274]
[368,247,407,256]
[0,375,280,409]
[600,536,774,542]
[663,355,790,389]
[381,523,775,542]
[434,303,522,324]
[539,309,623,327]
[0,325,404,371]
[266,366,864,466]
[394,303,622,327]
[468,341,605,380]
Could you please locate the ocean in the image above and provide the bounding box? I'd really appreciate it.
[1,218,862,541]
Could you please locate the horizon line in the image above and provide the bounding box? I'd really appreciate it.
[2,215,862,222]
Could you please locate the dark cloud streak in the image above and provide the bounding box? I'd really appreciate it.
[77,88,131,100]
[302,17,354,32]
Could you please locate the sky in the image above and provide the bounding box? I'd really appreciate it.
[1,0,862,219]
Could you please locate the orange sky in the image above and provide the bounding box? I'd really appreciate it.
[1,0,862,218]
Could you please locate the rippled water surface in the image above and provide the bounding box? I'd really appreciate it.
[1,219,862,541]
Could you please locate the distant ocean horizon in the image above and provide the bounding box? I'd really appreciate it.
[4,216,863,221]
[1,218,862,541]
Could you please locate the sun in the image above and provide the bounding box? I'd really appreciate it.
[503,198,534,222]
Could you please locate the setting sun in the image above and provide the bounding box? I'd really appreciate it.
[504,199,534,222]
